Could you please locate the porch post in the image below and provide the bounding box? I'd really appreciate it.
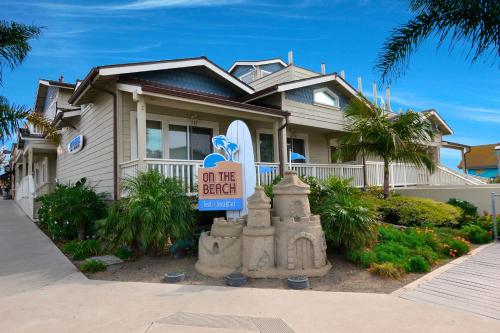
[461,148,468,173]
[273,121,280,163]
[27,148,33,177]
[22,152,27,177]
[136,97,147,171]
[278,118,288,175]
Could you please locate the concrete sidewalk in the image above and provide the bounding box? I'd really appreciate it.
[0,200,84,297]
[0,199,499,332]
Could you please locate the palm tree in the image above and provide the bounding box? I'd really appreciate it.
[0,21,41,142]
[339,95,436,198]
[376,0,500,84]
[0,96,29,143]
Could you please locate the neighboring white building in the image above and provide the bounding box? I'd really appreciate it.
[11,55,482,219]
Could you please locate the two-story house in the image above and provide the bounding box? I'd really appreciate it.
[11,54,479,219]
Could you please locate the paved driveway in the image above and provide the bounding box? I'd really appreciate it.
[0,199,499,332]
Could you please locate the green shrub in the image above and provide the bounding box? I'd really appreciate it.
[37,178,107,240]
[320,177,377,250]
[406,255,431,273]
[80,259,106,273]
[460,225,491,244]
[447,198,478,223]
[114,247,133,260]
[368,262,403,279]
[97,171,194,256]
[442,237,470,258]
[63,240,101,260]
[472,215,496,233]
[300,176,323,214]
[377,196,461,227]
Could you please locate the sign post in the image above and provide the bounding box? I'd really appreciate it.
[492,192,499,242]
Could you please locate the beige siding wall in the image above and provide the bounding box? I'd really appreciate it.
[306,131,330,164]
[250,65,317,91]
[57,89,74,110]
[284,99,345,132]
[56,92,114,198]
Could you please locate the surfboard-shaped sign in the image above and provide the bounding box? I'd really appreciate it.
[225,120,256,218]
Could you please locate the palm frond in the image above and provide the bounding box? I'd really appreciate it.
[0,21,42,85]
[26,112,60,144]
[376,0,500,84]
[0,95,29,143]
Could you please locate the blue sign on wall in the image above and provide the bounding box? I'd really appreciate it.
[68,135,84,154]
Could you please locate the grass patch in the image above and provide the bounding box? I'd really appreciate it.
[80,259,106,273]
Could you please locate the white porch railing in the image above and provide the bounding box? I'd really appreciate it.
[15,175,36,219]
[119,159,485,196]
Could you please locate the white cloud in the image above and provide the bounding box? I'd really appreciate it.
[111,0,245,10]
[23,0,244,12]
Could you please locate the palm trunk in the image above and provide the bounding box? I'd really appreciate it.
[362,151,368,191]
[383,158,390,199]
[77,221,86,241]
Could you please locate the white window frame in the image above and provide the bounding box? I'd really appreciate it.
[313,87,340,109]
[256,128,278,163]
[130,111,219,160]
[287,133,309,162]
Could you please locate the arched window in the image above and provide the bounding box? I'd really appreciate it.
[313,88,339,108]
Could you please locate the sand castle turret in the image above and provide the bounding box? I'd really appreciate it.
[241,187,275,274]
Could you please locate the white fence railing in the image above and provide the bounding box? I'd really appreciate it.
[15,175,36,218]
[119,159,484,195]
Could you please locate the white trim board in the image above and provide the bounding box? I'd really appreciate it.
[100,58,254,94]
[228,59,287,73]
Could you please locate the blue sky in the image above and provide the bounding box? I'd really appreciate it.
[1,0,499,171]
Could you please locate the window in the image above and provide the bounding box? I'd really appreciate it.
[259,133,274,162]
[190,126,213,160]
[131,112,217,161]
[287,137,306,163]
[168,124,213,160]
[314,88,339,108]
[146,120,163,158]
[168,125,188,159]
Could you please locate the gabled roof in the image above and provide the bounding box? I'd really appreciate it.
[228,58,287,73]
[240,73,359,103]
[118,77,289,118]
[34,79,75,113]
[421,109,453,135]
[458,143,500,169]
[70,57,255,105]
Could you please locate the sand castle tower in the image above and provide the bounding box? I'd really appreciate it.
[272,171,329,274]
[241,187,275,275]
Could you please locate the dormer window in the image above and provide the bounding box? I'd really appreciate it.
[313,88,339,108]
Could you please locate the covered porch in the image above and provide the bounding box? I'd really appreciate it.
[12,136,57,219]
[117,85,483,195]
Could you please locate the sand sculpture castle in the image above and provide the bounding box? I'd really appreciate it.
[195,170,331,278]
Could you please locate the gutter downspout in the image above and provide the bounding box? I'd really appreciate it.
[91,83,118,201]
[277,115,289,176]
